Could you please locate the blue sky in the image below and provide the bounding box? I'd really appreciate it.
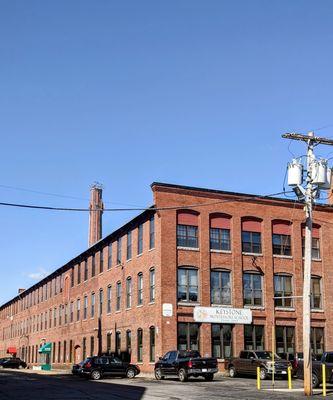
[0,0,333,304]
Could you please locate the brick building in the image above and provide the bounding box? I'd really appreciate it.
[0,182,332,371]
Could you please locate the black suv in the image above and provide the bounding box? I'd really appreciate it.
[79,355,140,380]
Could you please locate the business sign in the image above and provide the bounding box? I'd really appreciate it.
[162,303,173,317]
[193,306,252,324]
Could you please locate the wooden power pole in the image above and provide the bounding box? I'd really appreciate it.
[282,131,333,396]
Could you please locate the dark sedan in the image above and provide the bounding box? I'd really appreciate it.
[0,357,27,369]
[78,355,140,380]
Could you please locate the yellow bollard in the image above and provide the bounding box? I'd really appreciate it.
[322,364,326,397]
[287,366,292,390]
[257,366,261,390]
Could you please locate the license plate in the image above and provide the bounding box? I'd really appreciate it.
[281,371,287,374]
[202,369,208,372]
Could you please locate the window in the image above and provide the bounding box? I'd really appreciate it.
[70,302,73,323]
[210,270,231,305]
[138,224,143,255]
[84,260,88,281]
[71,268,74,287]
[83,296,88,319]
[126,330,131,354]
[63,340,67,363]
[116,331,121,355]
[77,263,81,285]
[210,215,231,251]
[99,289,103,316]
[107,286,111,313]
[64,304,68,324]
[90,336,94,357]
[150,326,155,362]
[117,238,122,264]
[177,323,200,351]
[106,333,112,353]
[82,338,86,360]
[116,282,121,311]
[137,328,143,362]
[275,326,295,356]
[274,275,293,308]
[311,327,324,356]
[178,268,198,303]
[243,273,263,306]
[92,255,96,277]
[302,224,321,260]
[127,231,132,260]
[177,225,198,248]
[149,216,155,249]
[76,299,80,321]
[69,340,73,363]
[311,276,322,309]
[126,277,132,308]
[137,273,143,305]
[149,268,155,302]
[108,243,112,269]
[272,221,292,256]
[211,324,233,359]
[177,211,199,248]
[91,293,95,318]
[241,219,262,254]
[100,250,104,273]
[58,306,62,326]
[54,308,57,327]
[244,325,265,350]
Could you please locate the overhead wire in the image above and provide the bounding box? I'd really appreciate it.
[0,190,295,213]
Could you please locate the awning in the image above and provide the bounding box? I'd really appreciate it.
[7,347,17,354]
[38,342,52,353]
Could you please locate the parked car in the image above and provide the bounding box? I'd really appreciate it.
[0,357,27,369]
[78,355,140,380]
[295,351,333,388]
[72,361,84,375]
[227,350,290,380]
[154,350,218,382]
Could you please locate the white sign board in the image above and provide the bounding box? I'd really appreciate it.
[162,303,173,317]
[193,306,252,324]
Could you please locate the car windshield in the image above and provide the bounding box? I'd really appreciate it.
[255,352,280,360]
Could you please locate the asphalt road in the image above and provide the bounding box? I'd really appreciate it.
[0,369,331,399]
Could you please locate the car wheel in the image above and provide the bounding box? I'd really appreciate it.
[155,368,164,380]
[260,368,267,380]
[126,368,136,379]
[312,373,320,388]
[178,369,188,382]
[229,366,237,378]
[91,370,102,380]
[204,373,214,381]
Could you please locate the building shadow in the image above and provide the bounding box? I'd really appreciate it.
[0,370,146,400]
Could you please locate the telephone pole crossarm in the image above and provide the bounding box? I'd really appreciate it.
[282,132,333,146]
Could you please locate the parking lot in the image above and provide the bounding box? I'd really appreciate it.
[0,369,332,399]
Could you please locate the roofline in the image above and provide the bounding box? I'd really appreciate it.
[0,206,155,311]
[151,181,333,210]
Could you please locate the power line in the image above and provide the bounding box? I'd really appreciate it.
[0,190,294,212]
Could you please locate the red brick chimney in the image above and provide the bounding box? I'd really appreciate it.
[89,183,104,247]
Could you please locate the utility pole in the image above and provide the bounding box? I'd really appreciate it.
[282,131,333,396]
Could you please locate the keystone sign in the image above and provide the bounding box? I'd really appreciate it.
[193,306,252,324]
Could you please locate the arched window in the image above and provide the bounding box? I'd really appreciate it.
[272,220,292,256]
[241,218,262,254]
[177,266,198,303]
[210,213,231,251]
[302,223,321,260]
[273,274,293,307]
[177,211,199,248]
[311,275,322,309]
[126,277,132,308]
[137,273,143,306]
[243,271,263,306]
[137,328,143,362]
[126,330,131,354]
[149,268,155,303]
[149,326,155,362]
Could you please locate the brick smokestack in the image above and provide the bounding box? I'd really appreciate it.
[89,183,104,247]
